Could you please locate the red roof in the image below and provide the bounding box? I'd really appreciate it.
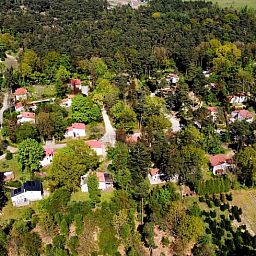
[22,112,35,118]
[150,168,159,176]
[70,79,81,86]
[44,148,54,156]
[15,102,23,109]
[169,73,179,78]
[96,172,105,182]
[86,140,103,149]
[208,107,217,113]
[209,154,230,167]
[237,110,254,119]
[68,123,86,130]
[15,88,27,95]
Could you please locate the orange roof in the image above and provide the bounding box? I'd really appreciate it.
[208,106,217,113]
[237,110,254,119]
[96,172,105,182]
[86,140,103,149]
[15,102,23,109]
[209,154,230,167]
[70,79,81,86]
[15,88,27,95]
[67,123,86,131]
[150,168,159,176]
[22,112,35,118]
[44,148,54,156]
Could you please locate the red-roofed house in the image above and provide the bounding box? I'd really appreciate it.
[69,79,82,91]
[85,140,105,156]
[60,94,75,108]
[40,148,54,167]
[17,112,35,124]
[65,123,86,138]
[231,110,254,123]
[208,107,218,121]
[14,88,28,101]
[81,172,113,192]
[209,154,234,175]
[148,168,179,184]
[15,102,24,112]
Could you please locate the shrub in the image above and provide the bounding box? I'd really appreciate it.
[226,193,233,201]
[5,151,13,160]
[199,196,205,202]
[206,200,214,208]
[210,210,217,218]
[213,198,221,207]
[161,236,170,247]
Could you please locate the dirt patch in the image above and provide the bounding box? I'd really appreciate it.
[33,224,52,245]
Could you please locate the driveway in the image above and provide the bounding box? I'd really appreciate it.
[165,112,181,132]
[0,93,10,128]
[101,108,116,147]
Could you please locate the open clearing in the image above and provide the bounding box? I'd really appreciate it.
[189,0,256,9]
[232,189,256,235]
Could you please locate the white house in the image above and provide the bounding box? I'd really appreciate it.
[3,171,14,181]
[169,73,179,84]
[203,70,211,78]
[230,109,254,123]
[40,148,54,167]
[17,112,35,124]
[208,106,218,122]
[60,94,75,108]
[14,88,28,101]
[11,180,43,207]
[15,102,24,112]
[209,154,234,175]
[85,140,105,156]
[148,168,179,185]
[228,94,247,105]
[65,123,86,138]
[81,172,113,192]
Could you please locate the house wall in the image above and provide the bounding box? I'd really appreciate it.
[212,163,229,175]
[18,117,35,124]
[16,94,27,101]
[11,190,43,206]
[40,155,53,167]
[65,128,86,138]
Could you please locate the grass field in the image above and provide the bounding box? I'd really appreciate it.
[190,0,256,9]
[71,190,114,203]
[232,189,256,234]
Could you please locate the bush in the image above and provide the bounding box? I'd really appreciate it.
[161,236,170,247]
[213,198,221,207]
[199,196,205,202]
[226,193,233,201]
[206,199,214,208]
[210,210,217,218]
[5,151,13,160]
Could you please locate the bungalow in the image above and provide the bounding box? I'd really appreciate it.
[81,172,113,192]
[169,73,179,84]
[228,94,247,105]
[60,94,75,108]
[209,154,234,175]
[14,88,28,101]
[148,168,179,185]
[65,123,86,138]
[208,107,218,122]
[11,180,43,207]
[15,102,24,112]
[40,148,54,167]
[85,140,105,156]
[17,112,35,124]
[69,79,82,91]
[230,109,254,123]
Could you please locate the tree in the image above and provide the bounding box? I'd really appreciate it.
[36,112,54,141]
[50,140,99,191]
[17,139,44,179]
[0,172,7,211]
[16,123,39,143]
[143,222,156,252]
[71,95,102,124]
[87,172,101,207]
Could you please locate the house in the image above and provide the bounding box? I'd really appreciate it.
[203,70,211,78]
[208,107,218,121]
[209,154,234,175]
[40,148,54,167]
[148,168,179,185]
[14,88,28,101]
[69,79,82,91]
[60,94,75,108]
[169,73,179,84]
[15,102,24,112]
[17,112,35,124]
[85,140,105,156]
[11,180,43,207]
[228,94,247,105]
[230,109,254,123]
[3,171,14,181]
[126,132,141,143]
[81,172,113,192]
[65,123,86,138]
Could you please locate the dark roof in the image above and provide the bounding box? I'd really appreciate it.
[104,173,113,183]
[11,180,43,197]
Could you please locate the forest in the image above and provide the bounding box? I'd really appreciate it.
[1,0,256,255]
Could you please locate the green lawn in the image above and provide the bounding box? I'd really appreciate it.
[0,157,22,181]
[71,190,114,203]
[189,0,256,9]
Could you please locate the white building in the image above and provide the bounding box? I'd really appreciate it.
[40,148,54,167]
[209,154,234,175]
[208,106,218,122]
[228,94,247,105]
[65,123,86,138]
[11,181,43,207]
[81,172,113,192]
[230,110,254,123]
[17,112,35,124]
[85,140,105,156]
[60,94,75,108]
[148,168,179,185]
[14,88,28,101]
[15,102,25,112]
[3,171,14,181]
[169,73,179,84]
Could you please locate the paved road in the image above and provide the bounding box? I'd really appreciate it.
[101,108,116,147]
[0,93,9,128]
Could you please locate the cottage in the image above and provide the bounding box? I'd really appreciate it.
[126,132,141,143]
[169,73,179,84]
[11,180,43,207]
[14,88,28,101]
[228,94,247,105]
[65,123,86,138]
[15,102,24,112]
[17,112,35,124]
[148,168,179,185]
[208,107,218,122]
[209,154,233,175]
[230,109,254,123]
[40,148,54,167]
[85,140,105,156]
[60,94,75,108]
[69,79,82,91]
[81,172,113,192]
